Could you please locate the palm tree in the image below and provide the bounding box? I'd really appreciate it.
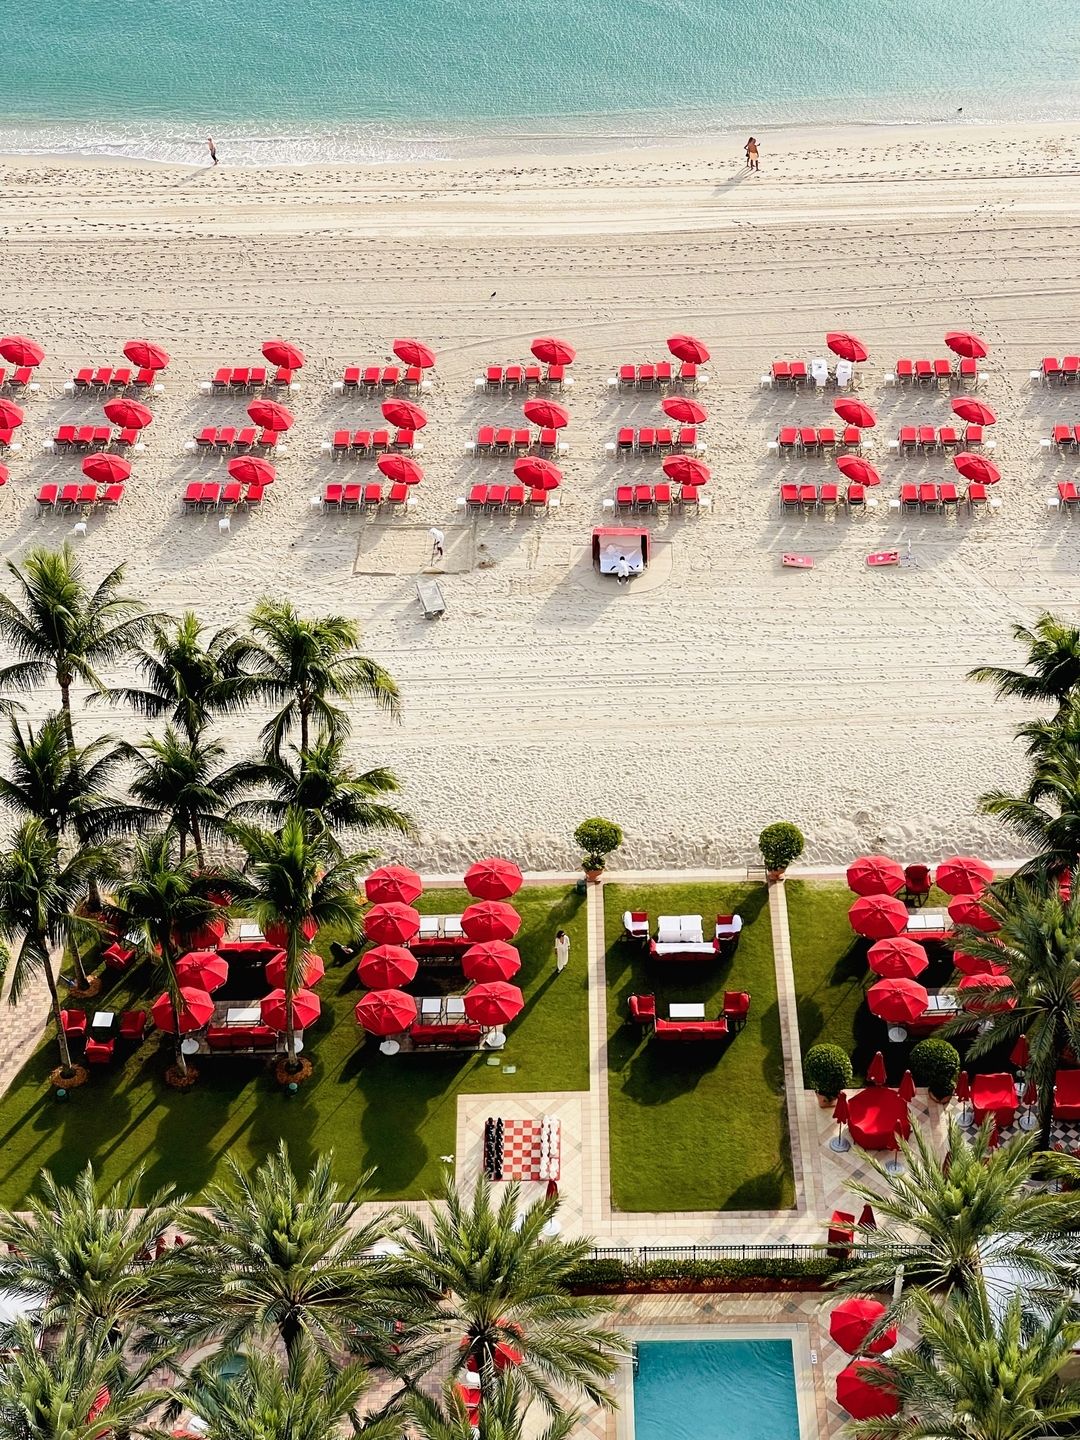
[979,744,1080,884]
[118,727,251,866]
[399,1177,624,1417]
[0,819,108,1077]
[0,544,152,740]
[849,1284,1080,1440]
[230,598,400,756]
[408,1371,581,1440]
[969,613,1080,716]
[839,1117,1080,1315]
[226,808,366,1070]
[110,833,227,1080]
[174,1141,412,1363]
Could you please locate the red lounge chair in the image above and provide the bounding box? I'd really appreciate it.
[75,426,95,448]
[73,367,93,389]
[36,484,58,512]
[392,429,414,451]
[54,425,77,449]
[60,1009,87,1036]
[779,483,800,513]
[486,365,503,389]
[332,429,350,454]
[917,425,936,451]
[476,426,495,452]
[236,427,256,449]
[113,428,139,450]
[217,427,237,450]
[616,427,633,455]
[387,482,409,510]
[77,483,98,507]
[818,482,838,512]
[639,363,656,387]
[1042,357,1061,383]
[523,364,541,387]
[467,484,487,511]
[243,484,265,507]
[634,484,653,511]
[410,1023,484,1046]
[840,426,861,450]
[1053,1069,1080,1119]
[527,487,549,510]
[342,366,360,388]
[771,361,790,385]
[789,360,807,386]
[679,484,700,511]
[818,426,837,453]
[846,482,866,513]
[777,426,798,454]
[505,364,523,388]
[100,483,125,509]
[618,364,635,388]
[342,484,362,510]
[488,484,507,509]
[250,366,267,387]
[941,482,959,510]
[915,359,932,383]
[221,482,243,506]
[827,1209,856,1258]
[899,426,917,453]
[544,363,563,388]
[84,1037,115,1065]
[58,484,81,510]
[958,357,978,383]
[103,941,134,969]
[800,426,818,454]
[505,484,525,513]
[381,366,400,388]
[677,427,696,450]
[512,429,530,453]
[674,360,691,384]
[965,424,984,446]
[938,426,960,451]
[1059,482,1079,509]
[919,482,940,510]
[363,483,383,510]
[361,366,380,390]
[1065,356,1080,381]
[900,483,919,511]
[629,994,656,1023]
[132,367,155,387]
[895,359,914,384]
[405,365,423,389]
[118,1010,147,1041]
[352,430,372,454]
[93,366,113,388]
[323,483,343,510]
[211,367,230,391]
[967,482,989,514]
[231,367,249,389]
[933,358,951,382]
[722,991,751,1031]
[494,427,512,454]
[654,482,672,510]
[615,485,633,513]
[1054,424,1075,449]
[638,428,656,453]
[113,367,132,387]
[1073,425,1080,448]
[655,427,673,452]
[798,483,817,510]
[196,427,216,449]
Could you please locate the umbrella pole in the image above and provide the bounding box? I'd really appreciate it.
[829,1119,851,1154]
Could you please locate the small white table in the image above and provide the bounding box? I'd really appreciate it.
[237,923,265,942]
[445,996,466,1017]
[227,1006,261,1025]
[420,997,442,1017]
[380,1039,401,1056]
[926,992,960,1014]
[906,910,949,933]
[485,1030,507,1049]
[668,1002,706,1020]
[92,1011,115,1029]
[180,1037,200,1055]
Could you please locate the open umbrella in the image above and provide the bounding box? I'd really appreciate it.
[123,339,169,370]
[826,332,869,363]
[247,399,294,431]
[1010,1033,1030,1070]
[358,944,418,989]
[829,1297,896,1355]
[0,399,25,429]
[846,855,905,896]
[945,331,988,359]
[364,902,421,945]
[461,901,521,942]
[377,454,424,485]
[493,1341,523,1370]
[265,949,325,988]
[176,915,226,951]
[513,456,561,490]
[265,916,318,948]
[522,399,569,430]
[355,988,417,1035]
[867,937,929,979]
[936,855,993,896]
[464,981,524,1026]
[151,987,214,1034]
[953,452,1000,485]
[175,951,229,992]
[261,987,320,1032]
[0,464,9,487]
[381,398,428,430]
[662,396,708,424]
[103,397,152,429]
[834,398,877,428]
[392,338,436,369]
[465,857,523,900]
[530,337,576,365]
[952,949,1006,977]
[836,1360,898,1420]
[868,978,929,1024]
[365,865,422,905]
[867,1050,887,1085]
[662,455,710,486]
[957,974,1015,1013]
[849,894,908,939]
[898,1069,917,1103]
[667,334,710,363]
[0,335,44,367]
[227,455,276,487]
[948,894,1000,932]
[952,397,996,426]
[462,941,521,983]
[81,453,131,485]
[836,455,881,486]
[262,338,305,370]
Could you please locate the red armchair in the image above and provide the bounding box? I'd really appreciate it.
[118,1010,148,1041]
[1053,1069,1080,1120]
[629,994,656,1023]
[60,1009,87,1037]
[827,1209,856,1259]
[722,991,751,1031]
[103,941,135,971]
[84,1037,115,1065]
[904,864,932,905]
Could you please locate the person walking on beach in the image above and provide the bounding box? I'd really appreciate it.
[554,929,570,973]
[429,527,445,566]
[745,137,759,172]
[207,136,218,166]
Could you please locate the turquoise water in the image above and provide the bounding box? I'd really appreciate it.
[633,1339,800,1440]
[4,0,1080,163]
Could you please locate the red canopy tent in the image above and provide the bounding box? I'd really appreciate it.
[846,855,905,896]
[265,950,325,988]
[365,865,422,905]
[364,903,421,945]
[465,857,523,900]
[592,527,650,573]
[355,988,417,1035]
[849,894,908,939]
[357,944,418,989]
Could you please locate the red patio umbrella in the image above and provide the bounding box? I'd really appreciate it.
[936,855,993,896]
[261,987,320,1032]
[0,464,7,487]
[176,915,226,951]
[945,331,988,359]
[265,949,325,988]
[81,453,131,484]
[381,398,428,430]
[829,1297,896,1355]
[667,334,710,363]
[465,857,523,900]
[513,456,562,490]
[151,987,214,1034]
[364,902,421,945]
[849,894,908,939]
[264,916,318,948]
[836,454,881,486]
[846,855,905,896]
[858,1202,877,1230]
[868,978,929,1024]
[122,338,169,370]
[175,951,229,992]
[0,399,25,429]
[377,454,424,485]
[0,335,44,367]
[462,941,521,982]
[952,397,996,426]
[392,338,437,369]
[227,455,276,487]
[355,987,417,1035]
[834,397,877,429]
[662,455,711,485]
[898,1068,917,1103]
[247,399,294,431]
[1010,1033,1030,1070]
[953,452,1000,485]
[826,332,869,363]
[464,980,524,1026]
[955,1070,971,1103]
[530,337,576,365]
[262,337,305,370]
[522,399,569,430]
[832,1090,850,1150]
[949,894,1000,932]
[836,1360,898,1419]
[494,1341,523,1370]
[953,949,1006,977]
[867,1050,888,1085]
[867,937,929,979]
[461,901,521,942]
[357,944,418,989]
[661,396,708,424]
[365,865,422,905]
[103,397,152,429]
[958,973,1016,1013]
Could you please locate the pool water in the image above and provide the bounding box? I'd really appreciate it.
[633,1339,800,1440]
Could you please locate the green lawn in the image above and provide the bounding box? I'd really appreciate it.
[603,882,793,1213]
[0,885,588,1206]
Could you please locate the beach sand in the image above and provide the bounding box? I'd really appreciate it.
[4,120,1080,870]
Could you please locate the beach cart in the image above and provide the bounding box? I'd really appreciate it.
[415,576,446,618]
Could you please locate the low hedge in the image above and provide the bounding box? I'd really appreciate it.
[567,1255,840,1292]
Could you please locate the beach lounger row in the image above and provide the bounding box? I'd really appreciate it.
[884,358,980,388]
[1043,425,1080,451]
[37,482,125,514]
[335,365,430,395]
[891,481,996,514]
[1054,482,1080,511]
[466,427,566,457]
[322,481,417,513]
[0,367,39,393]
[771,425,864,456]
[459,484,559,515]
[761,359,854,390]
[182,482,265,512]
[608,361,708,391]
[65,366,163,394]
[46,426,143,453]
[890,424,990,454]
[606,427,705,456]
[323,429,420,457]
[473,363,571,393]
[199,366,297,394]
[613,483,707,514]
[186,427,281,454]
[1034,357,1080,385]
[779,482,876,516]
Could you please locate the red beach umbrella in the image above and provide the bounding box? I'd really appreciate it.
[530,337,576,365]
[262,337,305,370]
[462,941,521,983]
[898,1068,917,1103]
[957,974,1016,1013]
[849,894,908,939]
[175,951,229,992]
[0,399,25,429]
[513,456,561,490]
[103,397,152,429]
[667,334,710,363]
[355,988,417,1035]
[867,937,929,979]
[834,397,877,428]
[493,1341,523,1370]
[949,894,1000,932]
[392,338,436,369]
[464,980,524,1025]
[465,857,523,900]
[661,396,708,424]
[461,901,521,942]
[264,916,318,948]
[936,855,993,896]
[247,399,293,431]
[836,1361,899,1420]
[846,855,906,896]
[829,1297,896,1355]
[377,454,424,485]
[522,399,569,430]
[868,978,929,1024]
[836,455,881,486]
[952,397,996,426]
[953,452,1000,485]
[81,453,131,485]
[826,332,869,363]
[945,331,988,359]
[358,944,418,989]
[177,915,226,951]
[365,865,422,905]
[381,398,428,430]
[0,335,44,367]
[227,455,276,486]
[953,950,1006,977]
[867,1050,888,1086]
[151,987,214,1034]
[0,464,8,487]
[662,455,710,486]
[364,903,421,945]
[122,338,169,370]
[261,987,321,1032]
[265,949,325,988]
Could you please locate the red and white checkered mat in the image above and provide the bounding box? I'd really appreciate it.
[498,1118,560,1181]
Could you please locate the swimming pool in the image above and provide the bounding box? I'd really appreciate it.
[632,1339,801,1440]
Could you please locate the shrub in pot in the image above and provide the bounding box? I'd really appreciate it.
[759,822,805,879]
[574,817,624,881]
[804,1043,853,1104]
[910,1037,960,1101]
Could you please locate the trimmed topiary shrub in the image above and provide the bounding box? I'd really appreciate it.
[574,817,624,873]
[759,822,805,874]
[910,1037,960,1100]
[804,1042,853,1100]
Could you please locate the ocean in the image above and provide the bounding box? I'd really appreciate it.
[5,0,1080,165]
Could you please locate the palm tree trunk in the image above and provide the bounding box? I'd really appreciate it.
[58,675,74,744]
[281,1308,302,1360]
[190,815,205,869]
[299,704,310,756]
[173,1029,188,1078]
[42,942,75,1077]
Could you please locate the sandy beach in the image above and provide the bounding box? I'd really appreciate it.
[4,120,1080,870]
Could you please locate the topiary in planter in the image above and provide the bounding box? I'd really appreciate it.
[910,1037,960,1101]
[573,817,624,879]
[804,1043,853,1102]
[759,822,805,877]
